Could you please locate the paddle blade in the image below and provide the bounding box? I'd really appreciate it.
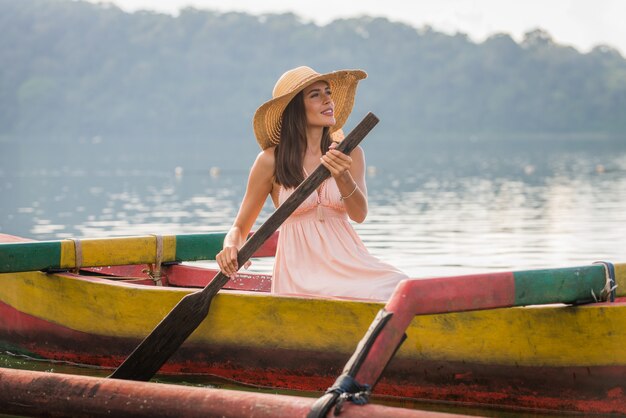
[109,278,224,381]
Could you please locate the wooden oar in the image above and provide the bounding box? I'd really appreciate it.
[110,112,380,381]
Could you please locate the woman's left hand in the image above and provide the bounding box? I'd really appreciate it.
[320,142,352,178]
[321,143,368,223]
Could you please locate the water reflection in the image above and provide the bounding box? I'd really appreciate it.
[1,139,625,278]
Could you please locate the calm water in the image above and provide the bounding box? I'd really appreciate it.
[1,138,625,277]
[1,137,626,416]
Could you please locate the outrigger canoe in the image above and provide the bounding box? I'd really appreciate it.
[1,232,625,415]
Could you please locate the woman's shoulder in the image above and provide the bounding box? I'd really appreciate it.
[253,147,279,199]
[250,147,276,182]
[254,147,276,168]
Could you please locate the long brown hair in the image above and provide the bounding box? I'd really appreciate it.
[274,91,332,188]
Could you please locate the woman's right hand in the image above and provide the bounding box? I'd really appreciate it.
[216,245,251,278]
[216,245,240,278]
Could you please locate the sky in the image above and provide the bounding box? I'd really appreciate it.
[87,0,626,55]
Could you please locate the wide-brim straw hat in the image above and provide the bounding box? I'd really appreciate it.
[253,66,367,150]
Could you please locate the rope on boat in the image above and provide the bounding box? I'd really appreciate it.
[592,261,617,302]
[70,238,83,274]
[325,374,371,415]
[146,234,163,286]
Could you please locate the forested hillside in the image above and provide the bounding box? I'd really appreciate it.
[2,0,625,151]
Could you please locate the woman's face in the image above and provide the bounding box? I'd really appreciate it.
[302,81,335,129]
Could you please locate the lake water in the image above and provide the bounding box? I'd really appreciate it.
[1,138,626,277]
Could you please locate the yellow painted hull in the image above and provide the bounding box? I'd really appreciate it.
[1,270,626,414]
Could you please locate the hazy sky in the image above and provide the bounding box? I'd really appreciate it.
[88,0,626,55]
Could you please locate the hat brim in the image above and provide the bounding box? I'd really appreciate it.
[253,69,367,150]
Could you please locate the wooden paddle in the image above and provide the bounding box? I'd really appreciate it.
[110,112,380,381]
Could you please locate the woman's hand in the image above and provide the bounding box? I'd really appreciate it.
[322,144,368,223]
[216,246,251,278]
[320,142,352,179]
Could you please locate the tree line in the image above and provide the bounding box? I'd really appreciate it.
[1,0,625,152]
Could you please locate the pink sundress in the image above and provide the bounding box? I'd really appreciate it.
[272,175,408,300]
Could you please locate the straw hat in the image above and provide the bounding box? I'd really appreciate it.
[253,66,367,150]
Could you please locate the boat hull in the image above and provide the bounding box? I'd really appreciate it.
[1,270,626,414]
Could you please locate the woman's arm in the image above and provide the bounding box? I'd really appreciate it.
[321,144,368,223]
[216,149,275,277]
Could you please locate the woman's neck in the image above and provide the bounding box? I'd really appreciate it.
[305,127,324,156]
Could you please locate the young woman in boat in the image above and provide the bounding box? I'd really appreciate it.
[216,66,407,300]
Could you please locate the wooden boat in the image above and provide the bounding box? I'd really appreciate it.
[1,232,625,415]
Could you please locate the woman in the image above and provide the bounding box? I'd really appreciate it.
[216,66,407,300]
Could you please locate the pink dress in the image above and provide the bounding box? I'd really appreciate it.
[272,176,408,301]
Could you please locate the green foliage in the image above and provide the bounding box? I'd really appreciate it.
[1,0,625,148]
